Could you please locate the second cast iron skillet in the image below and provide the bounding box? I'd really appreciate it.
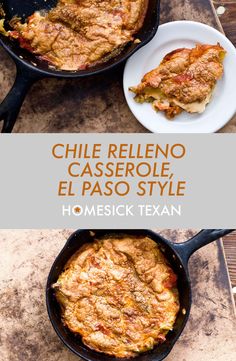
[0,0,160,132]
[46,228,233,361]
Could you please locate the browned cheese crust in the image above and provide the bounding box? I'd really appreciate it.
[129,44,226,119]
[53,236,179,358]
[9,0,148,70]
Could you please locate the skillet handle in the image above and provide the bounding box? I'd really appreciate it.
[0,63,40,133]
[173,229,234,265]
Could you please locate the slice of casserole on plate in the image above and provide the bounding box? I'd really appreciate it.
[129,44,226,119]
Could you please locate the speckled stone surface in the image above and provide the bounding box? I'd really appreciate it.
[0,0,235,133]
[0,229,235,361]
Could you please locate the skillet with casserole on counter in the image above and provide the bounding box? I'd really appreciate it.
[0,0,160,132]
[46,229,233,361]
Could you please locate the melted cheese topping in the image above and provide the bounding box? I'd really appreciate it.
[144,87,213,113]
[173,92,212,113]
[54,236,179,358]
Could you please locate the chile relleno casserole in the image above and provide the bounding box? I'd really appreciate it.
[129,44,226,119]
[53,235,179,358]
[1,0,148,70]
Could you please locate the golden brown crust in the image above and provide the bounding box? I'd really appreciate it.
[8,0,148,70]
[129,43,226,119]
[54,236,179,358]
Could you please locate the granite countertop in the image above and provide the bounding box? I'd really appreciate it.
[0,0,236,133]
[0,229,235,361]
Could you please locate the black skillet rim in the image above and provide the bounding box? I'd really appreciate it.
[46,229,192,361]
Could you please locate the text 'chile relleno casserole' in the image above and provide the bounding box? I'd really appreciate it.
[0,0,149,71]
[53,235,180,358]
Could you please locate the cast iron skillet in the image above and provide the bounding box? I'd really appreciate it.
[46,228,233,361]
[0,0,160,133]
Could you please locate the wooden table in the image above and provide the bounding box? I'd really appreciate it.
[223,232,236,302]
[213,1,236,46]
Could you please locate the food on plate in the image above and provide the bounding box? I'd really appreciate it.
[1,0,148,70]
[129,44,226,119]
[53,235,179,358]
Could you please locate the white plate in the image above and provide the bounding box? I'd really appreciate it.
[123,21,236,133]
